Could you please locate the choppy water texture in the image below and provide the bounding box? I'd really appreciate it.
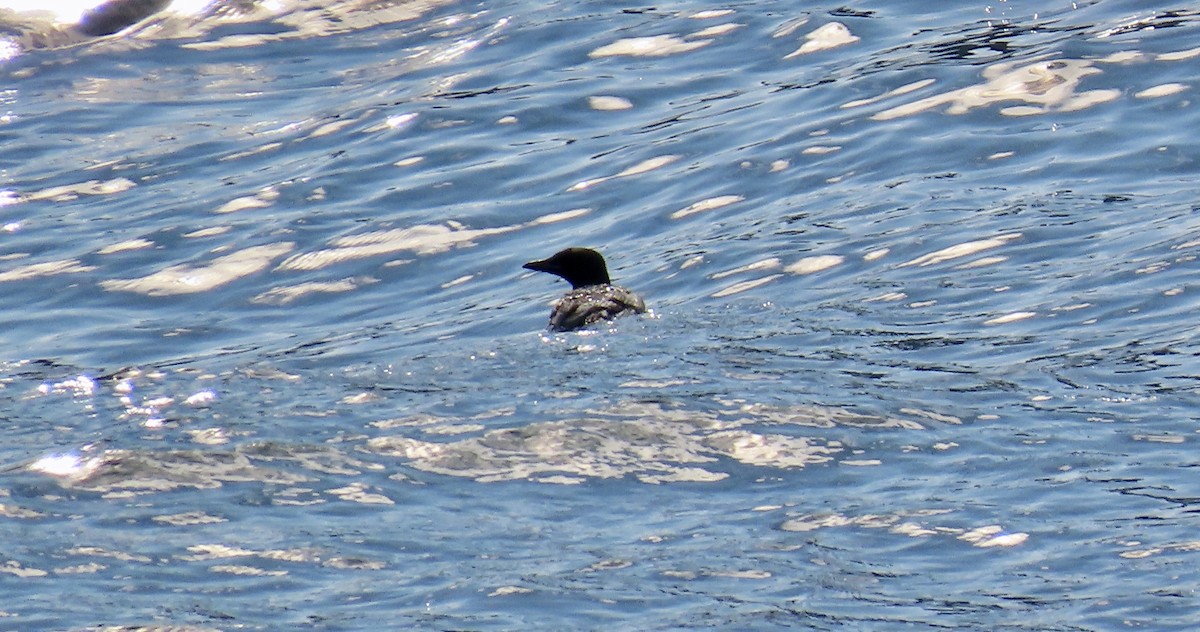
[2,0,1200,629]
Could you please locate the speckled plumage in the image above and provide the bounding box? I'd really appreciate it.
[523,247,646,332]
[544,284,646,332]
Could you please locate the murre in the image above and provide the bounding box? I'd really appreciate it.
[522,247,646,332]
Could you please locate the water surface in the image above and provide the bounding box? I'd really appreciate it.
[2,0,1200,629]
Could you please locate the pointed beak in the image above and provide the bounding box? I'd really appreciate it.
[523,258,550,272]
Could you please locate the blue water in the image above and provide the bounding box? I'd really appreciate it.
[2,0,1200,629]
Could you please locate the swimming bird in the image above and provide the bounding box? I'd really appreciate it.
[77,0,171,36]
[523,247,646,331]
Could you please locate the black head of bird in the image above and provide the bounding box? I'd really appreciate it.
[522,247,612,289]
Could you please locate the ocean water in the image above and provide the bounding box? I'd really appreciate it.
[2,0,1200,629]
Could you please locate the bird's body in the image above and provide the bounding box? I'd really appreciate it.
[523,247,646,332]
[544,284,645,332]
